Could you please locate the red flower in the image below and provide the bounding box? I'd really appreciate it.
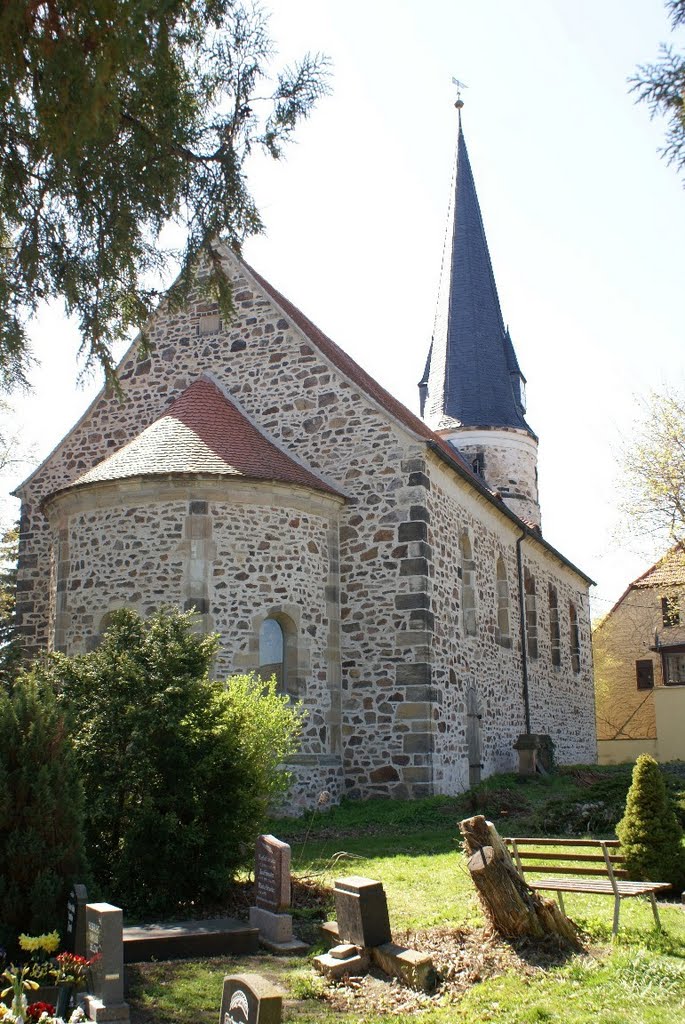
[26,1001,55,1021]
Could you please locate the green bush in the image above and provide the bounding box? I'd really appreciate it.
[41,608,303,917]
[616,754,685,893]
[0,675,86,951]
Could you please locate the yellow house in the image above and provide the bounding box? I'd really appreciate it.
[594,548,685,764]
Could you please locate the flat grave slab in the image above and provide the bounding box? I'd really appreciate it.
[123,917,258,962]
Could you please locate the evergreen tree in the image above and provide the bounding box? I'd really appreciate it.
[43,608,302,917]
[0,524,23,690]
[0,2,330,388]
[0,676,86,951]
[616,753,685,893]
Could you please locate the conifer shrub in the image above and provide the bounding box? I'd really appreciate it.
[41,608,303,917]
[0,676,86,951]
[616,754,685,893]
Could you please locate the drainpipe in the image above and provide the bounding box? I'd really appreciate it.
[516,530,532,734]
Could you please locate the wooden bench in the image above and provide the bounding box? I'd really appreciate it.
[504,836,672,935]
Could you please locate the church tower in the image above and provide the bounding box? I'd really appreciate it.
[420,101,541,527]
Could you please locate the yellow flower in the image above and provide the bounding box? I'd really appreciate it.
[18,931,60,954]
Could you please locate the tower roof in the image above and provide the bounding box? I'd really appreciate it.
[422,112,534,436]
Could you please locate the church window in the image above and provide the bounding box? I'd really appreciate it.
[636,659,654,690]
[524,568,538,660]
[471,452,485,477]
[548,584,561,667]
[495,556,511,647]
[459,530,477,636]
[259,617,286,692]
[569,602,581,674]
[661,596,680,627]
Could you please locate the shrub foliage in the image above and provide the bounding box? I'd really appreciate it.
[616,754,685,893]
[42,608,302,916]
[0,675,86,950]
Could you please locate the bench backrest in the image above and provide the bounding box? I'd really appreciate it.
[504,837,628,881]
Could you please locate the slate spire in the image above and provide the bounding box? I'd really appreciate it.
[421,110,533,437]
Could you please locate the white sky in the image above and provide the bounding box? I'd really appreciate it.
[3,0,684,621]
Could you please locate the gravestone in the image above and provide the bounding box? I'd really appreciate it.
[219,974,282,1024]
[83,903,130,1023]
[248,835,306,954]
[254,834,290,912]
[65,884,88,957]
[333,876,391,947]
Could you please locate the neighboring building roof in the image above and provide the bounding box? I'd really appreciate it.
[422,114,533,436]
[595,547,685,628]
[57,376,344,498]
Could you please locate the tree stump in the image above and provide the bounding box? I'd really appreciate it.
[459,815,582,949]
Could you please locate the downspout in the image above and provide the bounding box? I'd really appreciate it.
[516,530,532,734]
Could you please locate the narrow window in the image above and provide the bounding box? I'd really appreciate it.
[548,584,561,667]
[460,530,477,637]
[524,568,538,659]
[636,659,654,690]
[661,596,680,627]
[495,556,511,648]
[569,602,581,674]
[259,618,286,692]
[663,652,685,685]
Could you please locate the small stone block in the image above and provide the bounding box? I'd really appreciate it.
[329,943,360,959]
[312,952,369,981]
[219,973,283,1024]
[83,997,130,1023]
[370,942,436,992]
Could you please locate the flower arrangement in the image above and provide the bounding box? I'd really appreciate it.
[0,934,93,1024]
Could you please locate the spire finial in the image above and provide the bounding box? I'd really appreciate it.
[451,76,467,113]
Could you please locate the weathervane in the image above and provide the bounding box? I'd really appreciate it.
[451,76,468,110]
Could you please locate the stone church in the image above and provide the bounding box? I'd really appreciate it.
[15,110,596,810]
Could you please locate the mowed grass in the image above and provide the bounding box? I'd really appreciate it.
[127,770,685,1024]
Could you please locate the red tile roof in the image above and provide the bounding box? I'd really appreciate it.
[69,377,343,496]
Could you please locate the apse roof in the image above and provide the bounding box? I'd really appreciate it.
[68,376,343,497]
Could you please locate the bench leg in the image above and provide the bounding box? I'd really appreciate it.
[556,892,565,915]
[649,893,662,931]
[612,896,620,937]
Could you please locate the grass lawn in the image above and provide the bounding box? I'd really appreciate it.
[126,767,685,1024]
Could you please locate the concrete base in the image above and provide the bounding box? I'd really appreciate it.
[313,951,369,980]
[370,942,436,992]
[249,905,308,955]
[123,917,258,962]
[83,996,130,1023]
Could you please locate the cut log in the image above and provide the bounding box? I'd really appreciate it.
[459,815,582,949]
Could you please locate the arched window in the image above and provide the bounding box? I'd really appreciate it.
[548,585,561,667]
[259,618,286,692]
[459,529,477,637]
[524,568,538,660]
[569,602,581,674]
[495,556,511,648]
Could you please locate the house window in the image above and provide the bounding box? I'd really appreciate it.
[549,584,561,667]
[495,555,511,648]
[259,618,286,692]
[663,651,685,686]
[471,452,485,477]
[569,602,581,674]
[661,596,680,627]
[460,530,477,637]
[636,659,654,690]
[524,568,538,659]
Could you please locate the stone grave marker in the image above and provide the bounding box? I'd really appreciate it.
[333,875,391,947]
[64,884,88,957]
[254,834,290,913]
[249,835,306,954]
[83,903,130,1023]
[219,974,282,1024]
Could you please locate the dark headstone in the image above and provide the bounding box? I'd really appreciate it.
[333,875,392,948]
[65,884,88,957]
[254,835,290,914]
[219,974,282,1024]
